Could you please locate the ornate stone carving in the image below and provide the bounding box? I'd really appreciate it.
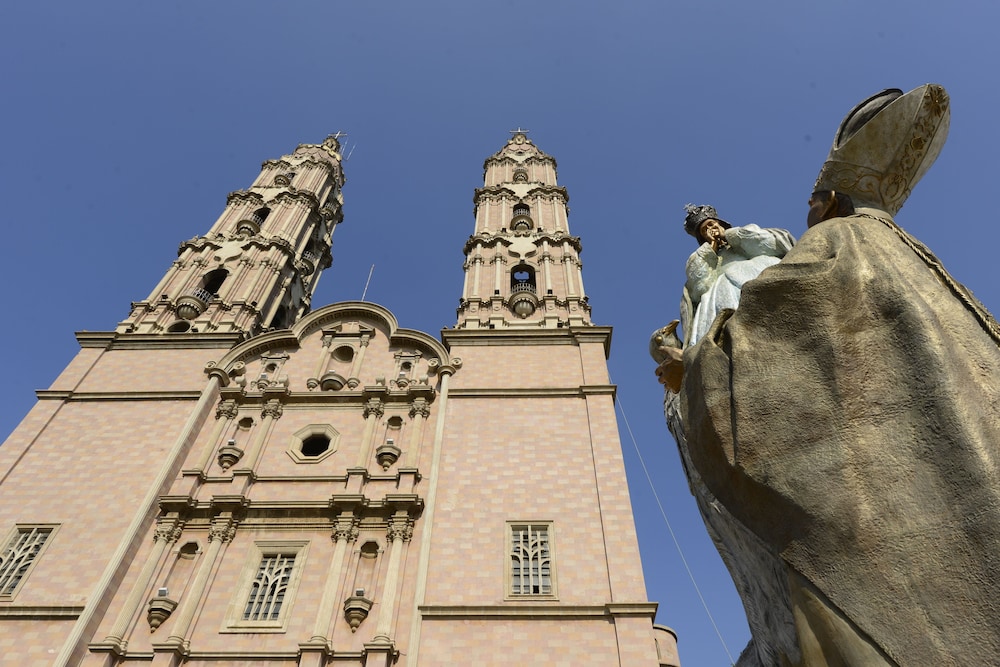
[409,398,430,419]
[387,517,414,543]
[333,518,360,543]
[153,522,183,544]
[261,400,284,420]
[208,520,237,543]
[363,399,384,419]
[215,399,239,421]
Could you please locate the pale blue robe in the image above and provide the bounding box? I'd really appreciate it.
[682,224,795,347]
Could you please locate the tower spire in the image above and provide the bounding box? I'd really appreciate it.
[117,135,346,337]
[456,133,589,329]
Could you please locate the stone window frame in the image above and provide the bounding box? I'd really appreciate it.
[286,423,340,464]
[505,521,557,600]
[222,540,309,633]
[0,524,59,601]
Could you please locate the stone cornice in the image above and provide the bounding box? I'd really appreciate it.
[75,331,244,350]
[448,386,616,399]
[483,154,557,170]
[158,492,424,528]
[271,189,320,208]
[443,326,612,354]
[463,232,581,254]
[524,184,569,203]
[473,185,517,204]
[206,388,436,409]
[419,602,655,619]
[0,605,84,619]
[35,390,202,402]
[263,157,337,176]
[226,190,265,206]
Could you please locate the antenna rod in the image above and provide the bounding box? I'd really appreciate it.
[346,142,357,160]
[361,264,375,301]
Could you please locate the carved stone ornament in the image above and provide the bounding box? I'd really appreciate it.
[333,519,360,543]
[409,398,431,419]
[376,443,402,470]
[387,518,414,543]
[215,399,239,421]
[217,444,244,470]
[343,595,373,633]
[147,596,178,632]
[153,523,183,544]
[261,400,284,420]
[363,399,385,419]
[208,521,237,543]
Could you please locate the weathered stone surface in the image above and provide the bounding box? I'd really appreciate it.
[681,211,1000,665]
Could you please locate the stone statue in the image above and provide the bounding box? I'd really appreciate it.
[651,207,794,392]
[675,84,1000,665]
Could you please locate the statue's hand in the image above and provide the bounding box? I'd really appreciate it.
[655,346,684,393]
[649,321,682,363]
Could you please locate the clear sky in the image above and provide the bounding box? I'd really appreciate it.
[3,3,999,665]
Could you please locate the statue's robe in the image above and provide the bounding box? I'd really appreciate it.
[682,209,1000,665]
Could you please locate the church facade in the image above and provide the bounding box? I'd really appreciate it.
[0,134,679,666]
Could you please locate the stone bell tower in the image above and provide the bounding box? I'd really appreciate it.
[456,130,590,329]
[118,135,345,336]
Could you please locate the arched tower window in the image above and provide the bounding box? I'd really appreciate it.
[201,269,229,297]
[509,264,539,319]
[252,207,270,225]
[511,264,536,294]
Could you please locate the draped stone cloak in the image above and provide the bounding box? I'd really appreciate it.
[681,209,1000,664]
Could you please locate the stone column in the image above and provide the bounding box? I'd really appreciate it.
[307,333,334,390]
[371,515,413,643]
[347,334,370,389]
[406,398,430,467]
[355,397,384,468]
[164,517,236,648]
[307,516,359,644]
[492,255,504,295]
[471,256,482,298]
[101,520,182,648]
[562,245,576,296]
[238,399,283,472]
[193,399,238,472]
[540,243,553,294]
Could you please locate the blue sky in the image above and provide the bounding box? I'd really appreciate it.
[3,3,999,665]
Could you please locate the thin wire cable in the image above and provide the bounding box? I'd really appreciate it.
[612,381,736,666]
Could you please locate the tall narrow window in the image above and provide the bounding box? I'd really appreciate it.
[243,554,295,621]
[0,526,54,598]
[508,523,554,597]
[225,540,307,632]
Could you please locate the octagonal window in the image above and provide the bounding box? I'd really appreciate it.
[287,424,340,464]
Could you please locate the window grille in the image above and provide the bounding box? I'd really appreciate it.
[0,527,52,596]
[510,524,552,596]
[243,554,296,621]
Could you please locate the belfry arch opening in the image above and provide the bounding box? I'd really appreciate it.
[253,207,271,223]
[201,269,229,297]
[511,265,536,294]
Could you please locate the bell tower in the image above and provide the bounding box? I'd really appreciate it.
[456,130,590,329]
[118,135,346,337]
